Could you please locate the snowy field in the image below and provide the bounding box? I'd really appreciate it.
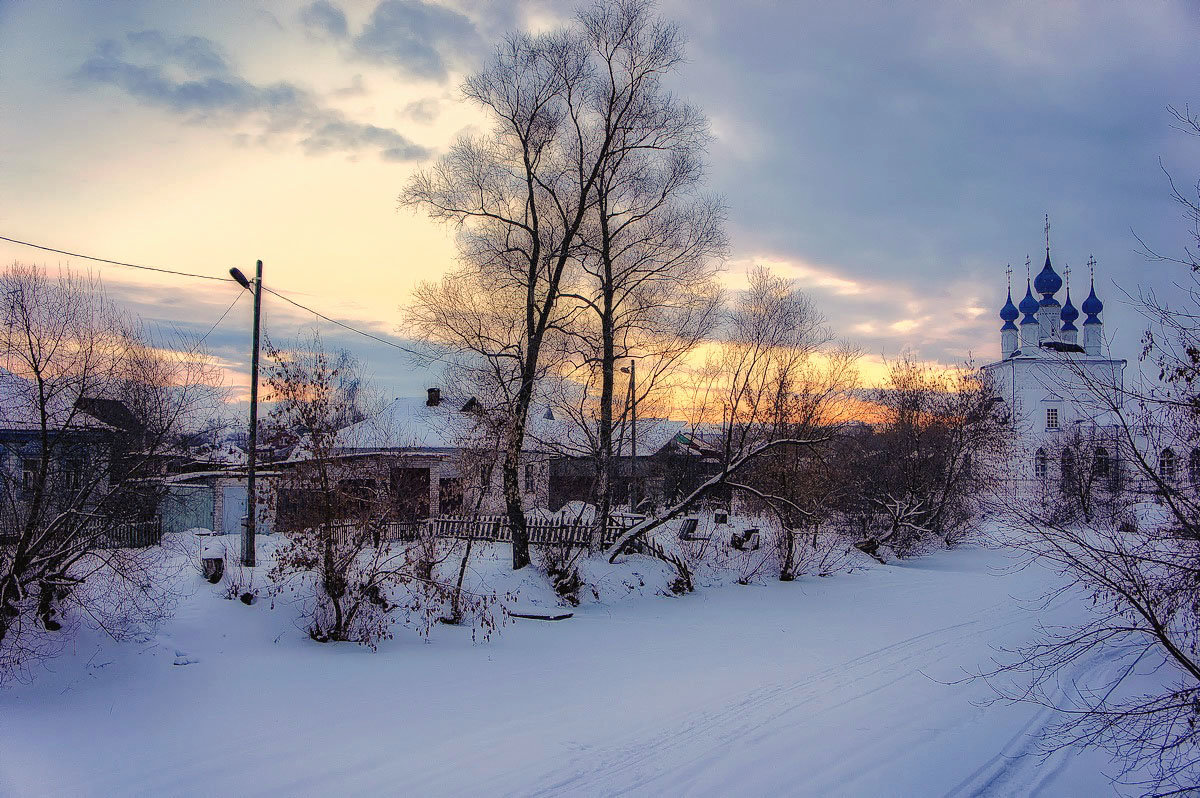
[0,538,1143,796]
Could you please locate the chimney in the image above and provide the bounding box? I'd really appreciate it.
[426,387,441,407]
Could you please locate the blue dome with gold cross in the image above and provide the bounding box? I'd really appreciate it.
[999,288,1019,330]
[1033,252,1062,297]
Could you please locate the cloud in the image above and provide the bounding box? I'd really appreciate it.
[300,1,349,40]
[720,253,1002,365]
[77,31,429,162]
[400,97,440,124]
[331,73,367,98]
[353,0,481,82]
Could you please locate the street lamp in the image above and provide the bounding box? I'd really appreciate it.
[620,359,638,513]
[230,261,262,567]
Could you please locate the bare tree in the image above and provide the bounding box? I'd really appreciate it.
[403,24,599,571]
[605,267,839,574]
[846,358,1010,559]
[555,0,727,541]
[981,106,1200,794]
[0,263,220,681]
[403,0,718,570]
[734,345,861,579]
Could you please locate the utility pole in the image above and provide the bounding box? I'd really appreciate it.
[230,261,263,567]
[628,358,638,513]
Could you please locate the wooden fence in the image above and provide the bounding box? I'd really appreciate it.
[0,516,164,549]
[335,514,641,549]
[86,516,164,549]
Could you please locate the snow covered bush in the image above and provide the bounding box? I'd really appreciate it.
[534,541,586,606]
[261,336,502,647]
[834,357,1009,560]
[0,264,221,684]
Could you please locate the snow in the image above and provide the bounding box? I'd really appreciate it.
[0,532,1153,796]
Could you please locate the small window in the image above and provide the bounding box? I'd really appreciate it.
[1160,448,1178,484]
[1190,449,1200,487]
[524,463,536,493]
[478,464,490,486]
[64,461,82,492]
[1093,447,1110,479]
[22,459,39,491]
[1045,407,1059,430]
[1034,449,1048,481]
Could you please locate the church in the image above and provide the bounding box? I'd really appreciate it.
[980,224,1127,487]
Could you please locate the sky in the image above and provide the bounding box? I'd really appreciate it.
[1,0,1197,407]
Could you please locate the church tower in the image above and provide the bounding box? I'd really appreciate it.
[1034,217,1063,343]
[999,268,1019,358]
[1060,283,1079,345]
[1018,277,1040,351]
[994,220,1109,359]
[1082,257,1104,356]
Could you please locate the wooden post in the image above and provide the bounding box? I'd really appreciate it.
[241,259,263,568]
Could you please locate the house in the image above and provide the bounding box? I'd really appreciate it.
[0,367,151,538]
[546,419,723,513]
[263,388,551,533]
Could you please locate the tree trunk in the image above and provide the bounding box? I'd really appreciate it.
[595,286,616,550]
[504,374,536,569]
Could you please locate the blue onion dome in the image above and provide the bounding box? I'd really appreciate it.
[1082,279,1103,322]
[1018,281,1040,322]
[1000,289,1019,328]
[1033,252,1063,297]
[1060,289,1078,330]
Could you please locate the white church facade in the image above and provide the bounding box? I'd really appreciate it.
[980,237,1127,487]
[980,229,1198,494]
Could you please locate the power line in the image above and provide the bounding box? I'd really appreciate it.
[187,290,244,354]
[261,285,425,358]
[2,232,425,359]
[0,235,235,283]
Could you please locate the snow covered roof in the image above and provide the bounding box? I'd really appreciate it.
[334,396,466,451]
[0,367,117,433]
[327,394,702,461]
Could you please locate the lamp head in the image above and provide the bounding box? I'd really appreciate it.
[229,267,252,290]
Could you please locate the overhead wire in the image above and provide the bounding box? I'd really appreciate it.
[0,235,236,283]
[182,290,245,356]
[1,232,426,359]
[260,285,426,358]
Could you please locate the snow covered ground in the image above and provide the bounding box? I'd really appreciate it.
[0,537,1145,796]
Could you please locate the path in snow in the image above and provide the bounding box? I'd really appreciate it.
[0,545,1127,796]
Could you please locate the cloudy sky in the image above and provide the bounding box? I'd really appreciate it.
[1,0,1196,402]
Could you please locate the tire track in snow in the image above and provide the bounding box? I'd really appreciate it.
[519,598,1034,797]
[941,650,1109,798]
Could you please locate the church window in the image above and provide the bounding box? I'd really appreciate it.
[1061,448,1075,483]
[1190,449,1200,487]
[1160,448,1178,484]
[1034,449,1048,481]
[1045,407,1059,429]
[1092,447,1110,479]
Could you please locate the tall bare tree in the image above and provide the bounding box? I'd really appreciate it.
[403,0,716,569]
[557,0,726,540]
